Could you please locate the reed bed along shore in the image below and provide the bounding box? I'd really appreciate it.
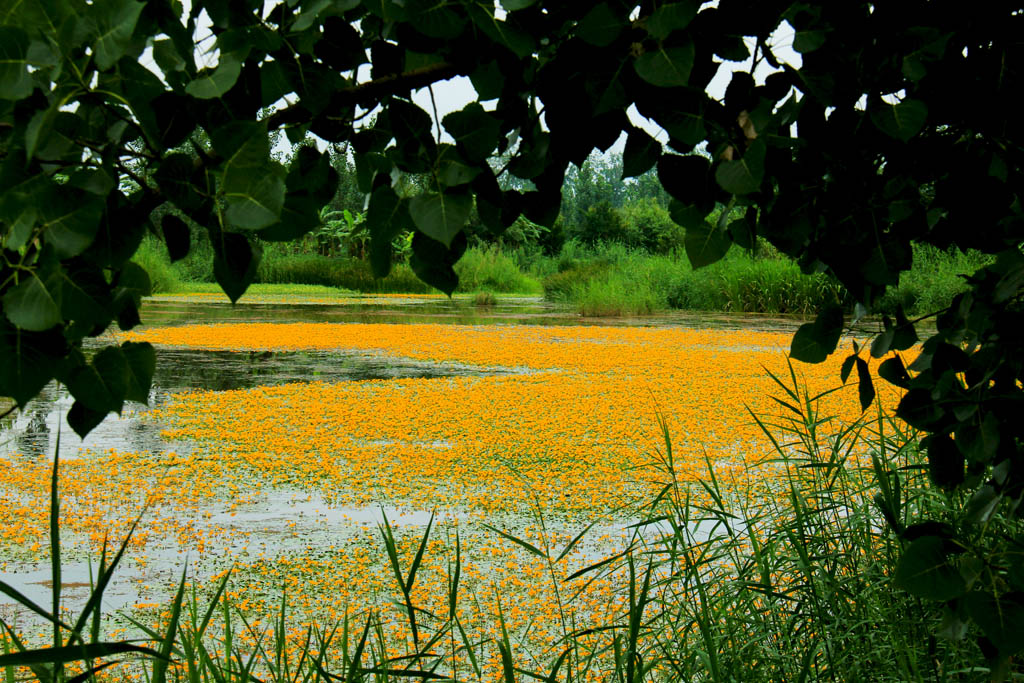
[135,237,990,320]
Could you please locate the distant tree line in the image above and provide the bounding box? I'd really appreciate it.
[314,145,684,259]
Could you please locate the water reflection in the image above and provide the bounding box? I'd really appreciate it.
[141,295,812,331]
[143,295,567,327]
[1,294,812,461]
[0,345,520,462]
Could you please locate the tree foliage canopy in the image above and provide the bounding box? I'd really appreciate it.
[2,0,1023,666]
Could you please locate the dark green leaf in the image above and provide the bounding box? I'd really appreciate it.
[0,168,39,249]
[714,34,749,61]
[161,214,191,262]
[103,58,167,147]
[840,354,856,384]
[892,308,918,350]
[0,321,64,407]
[32,111,87,165]
[684,221,731,269]
[25,102,59,162]
[966,592,1024,655]
[646,2,699,40]
[927,435,964,489]
[634,42,695,88]
[121,341,155,404]
[727,217,755,250]
[185,55,242,99]
[897,388,943,430]
[436,151,480,188]
[291,0,332,31]
[636,86,706,145]
[878,356,911,388]
[259,60,294,107]
[68,169,115,196]
[154,153,202,211]
[870,323,894,358]
[443,103,500,163]
[469,61,504,100]
[66,346,129,413]
[257,146,338,241]
[621,127,660,179]
[213,122,286,230]
[59,262,111,334]
[965,485,1000,524]
[668,200,708,230]
[68,401,107,438]
[715,140,765,195]
[40,190,104,259]
[894,536,966,601]
[409,231,466,296]
[76,0,146,70]
[0,26,33,100]
[408,5,467,39]
[409,190,472,248]
[152,38,186,75]
[658,154,711,206]
[792,30,826,54]
[113,261,151,309]
[258,193,327,243]
[992,250,1024,303]
[870,99,928,143]
[152,93,198,148]
[212,232,261,303]
[790,305,843,364]
[955,412,1000,463]
[217,25,281,55]
[3,267,62,331]
[855,357,874,411]
[577,3,622,47]
[468,6,535,59]
[366,184,413,278]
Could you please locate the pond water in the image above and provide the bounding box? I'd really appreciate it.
[142,294,808,330]
[0,294,805,621]
[1,295,805,462]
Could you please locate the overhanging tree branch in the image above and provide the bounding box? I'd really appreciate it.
[266,62,465,130]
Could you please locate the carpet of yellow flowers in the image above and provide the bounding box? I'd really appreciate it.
[0,320,892,678]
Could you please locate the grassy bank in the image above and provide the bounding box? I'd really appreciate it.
[134,236,989,318]
[134,239,544,297]
[536,240,990,317]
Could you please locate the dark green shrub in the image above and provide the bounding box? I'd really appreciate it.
[575,202,638,247]
[542,261,611,300]
[454,246,543,293]
[255,253,432,293]
[621,198,684,254]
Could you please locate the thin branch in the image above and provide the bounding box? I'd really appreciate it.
[429,84,442,141]
[266,61,465,130]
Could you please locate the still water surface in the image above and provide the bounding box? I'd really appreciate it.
[0,294,802,615]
